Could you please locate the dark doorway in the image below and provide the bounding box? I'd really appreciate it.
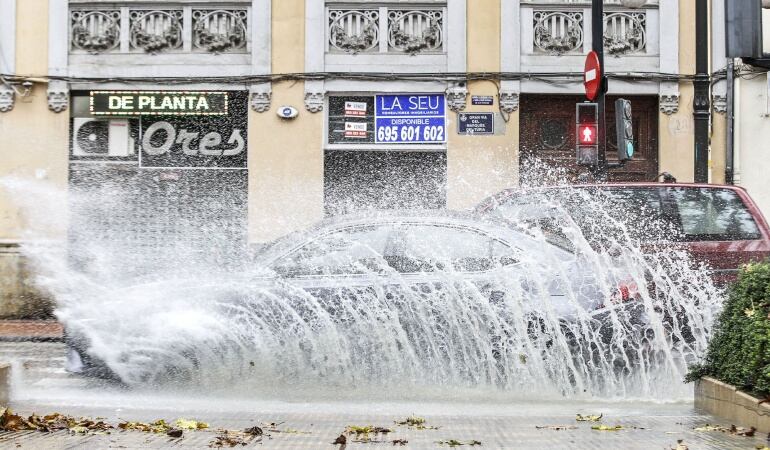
[519,95,659,184]
[324,151,446,216]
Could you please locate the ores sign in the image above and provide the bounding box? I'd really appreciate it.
[89,91,247,169]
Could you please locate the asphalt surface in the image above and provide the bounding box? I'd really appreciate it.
[0,341,768,449]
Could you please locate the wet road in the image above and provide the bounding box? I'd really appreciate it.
[1,341,767,449]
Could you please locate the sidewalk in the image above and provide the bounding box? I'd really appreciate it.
[0,320,63,341]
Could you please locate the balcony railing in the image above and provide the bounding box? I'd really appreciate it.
[531,9,649,56]
[327,7,445,55]
[70,6,250,54]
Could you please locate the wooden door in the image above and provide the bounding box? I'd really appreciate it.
[519,95,659,184]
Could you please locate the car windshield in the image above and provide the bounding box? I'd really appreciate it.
[482,186,762,244]
[270,221,521,277]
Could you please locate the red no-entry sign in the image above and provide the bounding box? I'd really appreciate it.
[584,50,602,101]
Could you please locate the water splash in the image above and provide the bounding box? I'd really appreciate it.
[1,173,722,401]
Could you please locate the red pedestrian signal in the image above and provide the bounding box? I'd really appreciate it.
[579,125,597,145]
[576,102,599,166]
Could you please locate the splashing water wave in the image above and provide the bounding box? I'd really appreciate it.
[2,175,722,401]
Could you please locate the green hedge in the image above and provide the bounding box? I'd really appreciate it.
[687,262,770,395]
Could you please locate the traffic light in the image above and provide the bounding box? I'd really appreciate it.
[576,102,598,166]
[614,99,634,161]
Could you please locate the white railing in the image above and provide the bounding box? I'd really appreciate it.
[70,6,250,54]
[530,9,648,56]
[327,6,445,55]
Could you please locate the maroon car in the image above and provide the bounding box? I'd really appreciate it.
[475,183,770,283]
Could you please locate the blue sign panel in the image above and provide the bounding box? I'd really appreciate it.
[375,117,446,143]
[471,96,494,106]
[375,94,446,143]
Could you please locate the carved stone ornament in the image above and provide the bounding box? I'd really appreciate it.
[712,94,727,114]
[659,94,679,115]
[446,85,468,112]
[250,91,272,113]
[388,10,444,55]
[0,86,14,113]
[70,10,121,54]
[328,10,380,54]
[533,11,583,56]
[47,86,69,113]
[129,10,183,54]
[604,12,647,56]
[499,92,520,113]
[193,9,248,53]
[304,91,325,113]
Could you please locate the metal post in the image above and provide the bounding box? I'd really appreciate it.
[693,0,711,183]
[725,58,735,184]
[592,0,607,181]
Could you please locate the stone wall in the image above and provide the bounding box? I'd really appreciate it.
[695,376,770,432]
[0,244,53,319]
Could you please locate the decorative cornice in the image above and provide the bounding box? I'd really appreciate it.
[47,82,69,113]
[250,90,272,113]
[499,91,519,113]
[304,91,324,113]
[712,94,727,114]
[0,85,14,112]
[659,94,679,115]
[446,85,468,112]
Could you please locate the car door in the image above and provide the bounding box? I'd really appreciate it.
[659,186,770,283]
[266,224,400,325]
[377,222,525,371]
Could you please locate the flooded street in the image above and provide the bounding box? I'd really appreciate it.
[0,341,764,449]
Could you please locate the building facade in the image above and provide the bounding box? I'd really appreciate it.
[0,0,728,316]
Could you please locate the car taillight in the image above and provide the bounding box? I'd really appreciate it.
[618,284,630,302]
[595,280,640,312]
[615,280,639,303]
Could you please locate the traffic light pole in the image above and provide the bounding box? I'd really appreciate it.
[693,0,710,183]
[591,0,608,181]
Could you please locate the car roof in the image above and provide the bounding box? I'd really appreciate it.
[254,209,542,262]
[491,182,749,197]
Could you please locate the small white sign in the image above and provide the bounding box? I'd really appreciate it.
[585,68,597,83]
[345,101,368,117]
[344,122,367,138]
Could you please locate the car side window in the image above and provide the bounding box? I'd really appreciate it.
[271,225,392,277]
[665,188,761,241]
[383,224,518,274]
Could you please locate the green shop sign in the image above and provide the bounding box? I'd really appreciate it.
[90,91,228,116]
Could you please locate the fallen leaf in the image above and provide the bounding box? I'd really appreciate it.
[591,425,623,431]
[118,419,171,433]
[436,439,482,446]
[345,425,392,435]
[69,425,89,434]
[272,427,310,434]
[694,423,756,436]
[392,439,408,446]
[671,439,688,450]
[535,425,578,430]
[175,418,209,430]
[395,416,425,427]
[395,416,439,430]
[332,434,347,445]
[208,434,247,448]
[576,413,603,422]
[244,426,263,436]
